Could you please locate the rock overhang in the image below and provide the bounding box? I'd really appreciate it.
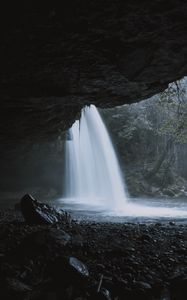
[1,0,187,146]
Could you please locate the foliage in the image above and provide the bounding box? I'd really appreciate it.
[157,80,187,143]
[101,77,187,195]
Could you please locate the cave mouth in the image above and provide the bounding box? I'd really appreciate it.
[1,79,187,223]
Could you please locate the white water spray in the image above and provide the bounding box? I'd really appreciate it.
[64,105,128,211]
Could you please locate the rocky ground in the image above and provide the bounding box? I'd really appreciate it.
[0,197,186,300]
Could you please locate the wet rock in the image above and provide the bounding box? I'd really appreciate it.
[20,194,71,225]
[50,256,89,287]
[97,264,105,272]
[133,281,152,290]
[141,234,152,242]
[97,288,112,300]
[169,221,175,226]
[123,273,133,281]
[35,228,71,247]
[90,288,112,300]
[69,257,89,278]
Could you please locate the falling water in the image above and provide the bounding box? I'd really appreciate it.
[64,104,128,211]
[63,104,187,219]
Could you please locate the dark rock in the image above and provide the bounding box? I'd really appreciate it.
[20,194,71,225]
[34,228,71,247]
[18,228,71,258]
[141,234,152,241]
[155,222,162,227]
[90,288,112,300]
[97,264,105,272]
[69,257,89,278]
[49,256,89,287]
[123,273,133,281]
[1,0,187,156]
[133,281,152,290]
[169,275,187,300]
[169,221,175,226]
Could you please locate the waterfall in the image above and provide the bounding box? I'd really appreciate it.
[64,104,128,211]
[63,104,187,219]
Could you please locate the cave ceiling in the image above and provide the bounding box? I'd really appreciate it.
[1,0,187,150]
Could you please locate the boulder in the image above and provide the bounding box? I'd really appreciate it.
[20,194,71,225]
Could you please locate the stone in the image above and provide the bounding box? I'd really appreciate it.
[35,228,71,247]
[141,234,152,242]
[90,288,112,300]
[49,256,89,288]
[69,257,89,278]
[134,281,152,290]
[99,288,112,300]
[169,221,175,226]
[20,194,71,225]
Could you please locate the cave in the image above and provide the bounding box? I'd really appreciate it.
[0,1,187,300]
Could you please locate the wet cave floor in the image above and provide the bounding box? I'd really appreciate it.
[0,209,186,300]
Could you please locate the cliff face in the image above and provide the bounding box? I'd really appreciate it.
[1,0,187,147]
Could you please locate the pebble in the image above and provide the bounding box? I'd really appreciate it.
[0,208,187,300]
